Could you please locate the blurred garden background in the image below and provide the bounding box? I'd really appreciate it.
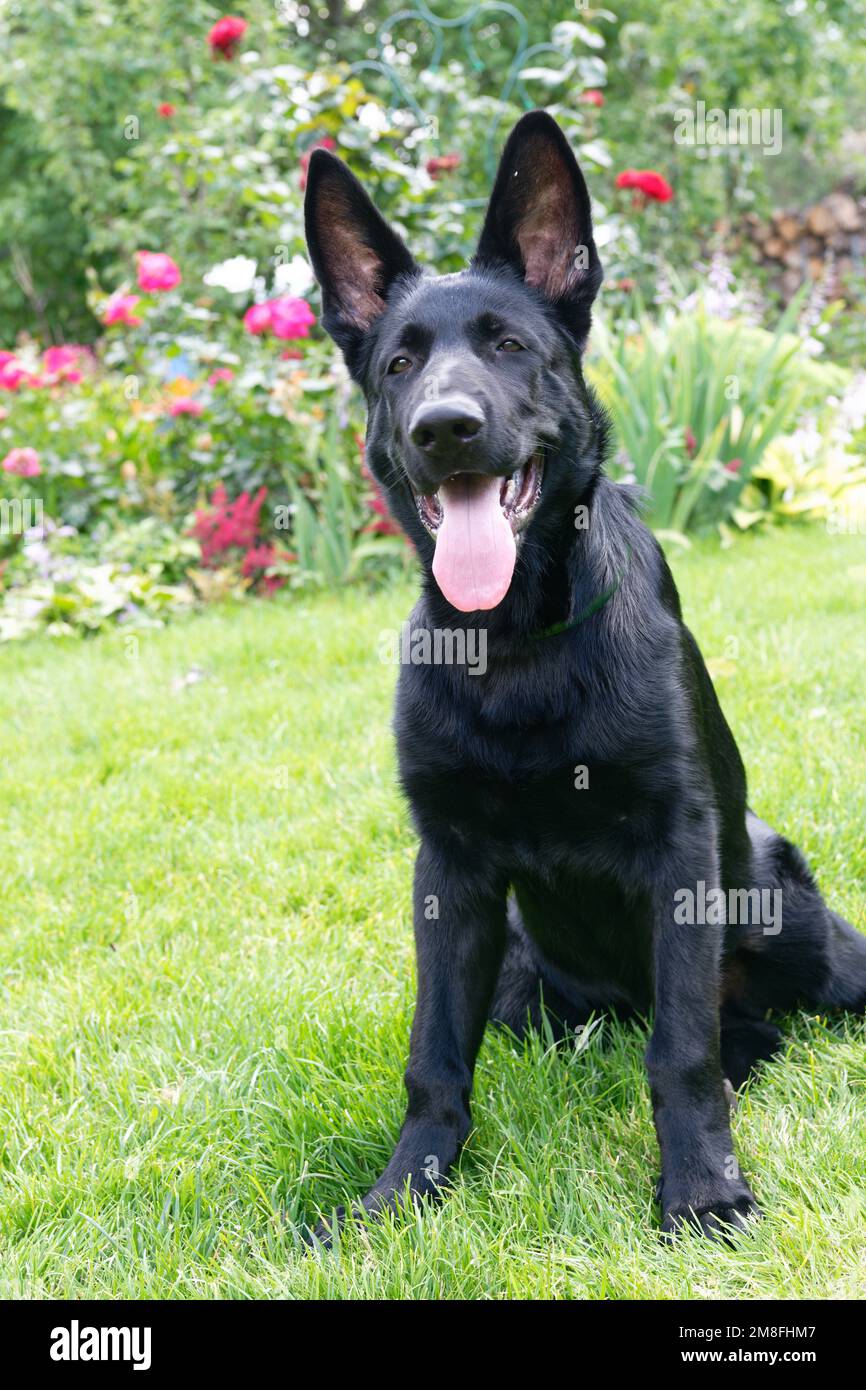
[1,0,866,636]
[3,1,866,1300]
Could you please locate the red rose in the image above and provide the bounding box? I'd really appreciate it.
[615,169,674,202]
[157,102,176,118]
[579,90,605,107]
[426,154,461,180]
[208,15,247,58]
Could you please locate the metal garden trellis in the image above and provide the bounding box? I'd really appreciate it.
[348,0,573,193]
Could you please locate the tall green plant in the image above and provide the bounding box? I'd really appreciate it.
[589,296,809,533]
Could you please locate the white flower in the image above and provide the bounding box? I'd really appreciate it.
[272,254,314,297]
[203,256,258,294]
[357,102,390,137]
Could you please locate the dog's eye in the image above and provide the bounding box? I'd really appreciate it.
[497,338,525,352]
[387,356,412,375]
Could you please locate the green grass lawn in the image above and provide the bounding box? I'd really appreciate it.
[1,524,865,1299]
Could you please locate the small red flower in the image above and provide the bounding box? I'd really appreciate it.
[426,153,461,180]
[241,544,288,594]
[190,485,268,565]
[615,169,674,202]
[157,102,176,118]
[685,428,698,458]
[724,457,744,474]
[579,89,605,107]
[208,15,247,58]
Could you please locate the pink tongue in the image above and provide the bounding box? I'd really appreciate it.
[431,474,516,612]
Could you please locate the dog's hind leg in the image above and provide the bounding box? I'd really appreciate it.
[719,1006,782,1091]
[816,911,866,1012]
[488,899,596,1040]
[722,811,866,1034]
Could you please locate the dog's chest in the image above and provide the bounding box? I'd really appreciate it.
[399,694,672,872]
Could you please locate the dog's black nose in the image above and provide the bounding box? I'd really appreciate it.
[409,397,485,453]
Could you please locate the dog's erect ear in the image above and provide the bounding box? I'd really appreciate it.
[473,111,602,336]
[304,149,419,366]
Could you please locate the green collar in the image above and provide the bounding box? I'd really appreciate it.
[529,547,631,641]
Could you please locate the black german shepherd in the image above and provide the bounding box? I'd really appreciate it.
[304,111,866,1241]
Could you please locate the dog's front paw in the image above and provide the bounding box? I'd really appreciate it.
[658,1182,760,1243]
[306,1180,433,1251]
[305,1205,348,1249]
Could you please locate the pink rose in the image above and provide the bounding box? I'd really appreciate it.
[136,251,182,292]
[268,297,316,339]
[0,358,30,391]
[208,368,234,385]
[43,345,86,380]
[243,302,273,335]
[2,446,41,477]
[169,397,204,417]
[104,293,142,327]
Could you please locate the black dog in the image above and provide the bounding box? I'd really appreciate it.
[304,111,866,1241]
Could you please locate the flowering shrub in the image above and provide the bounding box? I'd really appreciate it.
[188,483,290,594]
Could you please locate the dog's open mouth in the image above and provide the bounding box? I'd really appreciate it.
[416,453,544,538]
[415,453,544,613]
